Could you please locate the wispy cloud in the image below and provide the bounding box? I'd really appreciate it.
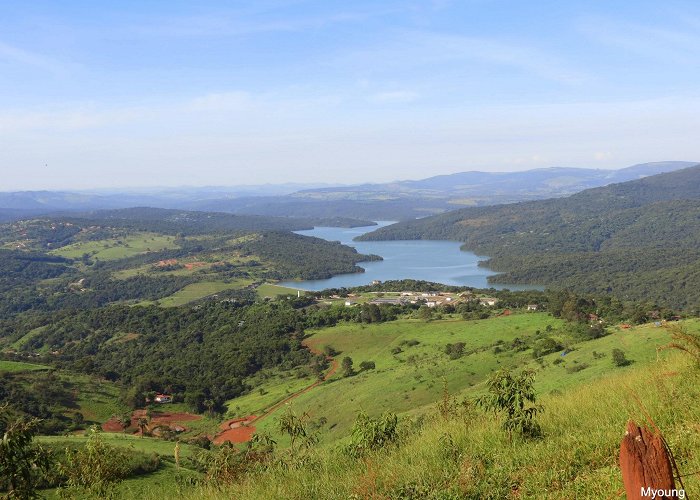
[338,31,590,85]
[128,4,404,38]
[0,41,68,76]
[579,16,700,65]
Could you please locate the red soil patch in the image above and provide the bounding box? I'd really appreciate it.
[213,416,257,444]
[102,410,202,434]
[101,417,124,432]
[212,341,339,445]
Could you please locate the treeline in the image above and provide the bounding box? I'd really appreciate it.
[239,231,381,280]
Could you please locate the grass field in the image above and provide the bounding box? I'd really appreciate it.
[248,314,688,444]
[69,373,129,423]
[256,283,304,299]
[210,351,700,500]
[51,232,178,261]
[0,359,50,372]
[225,369,316,420]
[147,280,253,307]
[37,433,200,458]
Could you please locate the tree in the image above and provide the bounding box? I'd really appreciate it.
[0,407,52,499]
[477,369,542,439]
[341,357,354,377]
[347,410,399,457]
[59,426,132,496]
[359,360,376,371]
[612,348,631,367]
[277,406,316,456]
[137,416,149,437]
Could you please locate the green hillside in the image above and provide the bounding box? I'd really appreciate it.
[359,165,700,308]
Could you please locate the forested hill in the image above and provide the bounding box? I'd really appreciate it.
[58,207,374,233]
[358,164,700,308]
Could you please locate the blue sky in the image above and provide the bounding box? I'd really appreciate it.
[1,0,699,190]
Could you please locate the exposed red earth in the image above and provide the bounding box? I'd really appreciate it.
[102,410,202,434]
[103,342,338,444]
[212,340,339,444]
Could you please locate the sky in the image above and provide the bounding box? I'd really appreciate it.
[1,0,700,190]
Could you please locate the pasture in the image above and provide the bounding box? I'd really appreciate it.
[51,232,178,261]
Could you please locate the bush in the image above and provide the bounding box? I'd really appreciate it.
[346,411,400,457]
[611,348,631,367]
[477,369,542,439]
[532,337,563,358]
[444,342,466,360]
[359,361,376,371]
[58,427,144,496]
[566,363,589,373]
[341,357,355,377]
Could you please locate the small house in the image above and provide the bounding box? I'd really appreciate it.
[154,394,172,404]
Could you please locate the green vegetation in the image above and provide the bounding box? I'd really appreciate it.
[50,232,178,261]
[0,209,381,317]
[360,165,700,308]
[206,351,700,499]
[0,360,50,373]
[151,280,253,307]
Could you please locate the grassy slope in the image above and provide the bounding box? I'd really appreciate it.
[50,232,178,260]
[0,360,50,372]
[27,316,699,499]
[225,370,315,420]
[206,351,700,500]
[146,280,253,307]
[247,315,687,444]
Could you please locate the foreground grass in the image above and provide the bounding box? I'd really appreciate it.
[192,351,700,499]
[251,314,675,443]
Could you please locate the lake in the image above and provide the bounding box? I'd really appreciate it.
[279,222,538,291]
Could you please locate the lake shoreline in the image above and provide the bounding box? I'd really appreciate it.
[279,222,541,292]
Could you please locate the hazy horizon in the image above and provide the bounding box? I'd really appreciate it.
[2,1,700,190]
[1,160,697,193]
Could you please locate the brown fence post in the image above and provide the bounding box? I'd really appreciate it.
[619,420,678,499]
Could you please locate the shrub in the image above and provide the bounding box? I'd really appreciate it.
[444,342,466,360]
[346,410,399,457]
[611,348,631,367]
[532,337,563,358]
[359,360,376,371]
[0,408,52,498]
[477,369,542,439]
[341,357,355,377]
[58,426,139,496]
[566,363,589,373]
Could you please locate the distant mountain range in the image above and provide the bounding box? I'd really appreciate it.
[359,163,700,308]
[0,161,696,221]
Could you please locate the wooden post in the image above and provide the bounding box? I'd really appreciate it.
[620,420,677,499]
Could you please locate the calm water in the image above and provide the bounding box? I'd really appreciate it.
[279,222,537,291]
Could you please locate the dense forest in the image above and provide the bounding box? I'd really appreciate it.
[359,165,700,309]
